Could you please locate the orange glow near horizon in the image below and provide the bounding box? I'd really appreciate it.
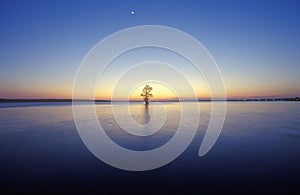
[95,82,181,101]
[1,80,299,100]
[129,83,178,101]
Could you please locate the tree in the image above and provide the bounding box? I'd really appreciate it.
[140,84,153,105]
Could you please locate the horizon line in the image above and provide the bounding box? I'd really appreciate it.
[0,97,299,103]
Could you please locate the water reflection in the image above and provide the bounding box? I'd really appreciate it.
[142,104,151,124]
[130,104,152,125]
[0,102,300,192]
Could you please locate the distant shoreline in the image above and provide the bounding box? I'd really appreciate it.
[0,97,299,103]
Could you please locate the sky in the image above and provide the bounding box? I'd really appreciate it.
[0,0,299,99]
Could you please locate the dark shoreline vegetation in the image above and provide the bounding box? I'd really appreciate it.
[0,97,299,103]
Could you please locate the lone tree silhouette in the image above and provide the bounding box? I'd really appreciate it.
[140,84,153,105]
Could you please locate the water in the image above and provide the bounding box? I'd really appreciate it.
[0,102,299,193]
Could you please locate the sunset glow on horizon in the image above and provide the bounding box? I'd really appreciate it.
[0,1,299,100]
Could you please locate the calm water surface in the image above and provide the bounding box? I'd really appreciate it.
[0,102,299,193]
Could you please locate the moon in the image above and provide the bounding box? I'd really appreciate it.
[131,10,135,15]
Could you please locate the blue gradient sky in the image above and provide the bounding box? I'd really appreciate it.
[0,0,299,99]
